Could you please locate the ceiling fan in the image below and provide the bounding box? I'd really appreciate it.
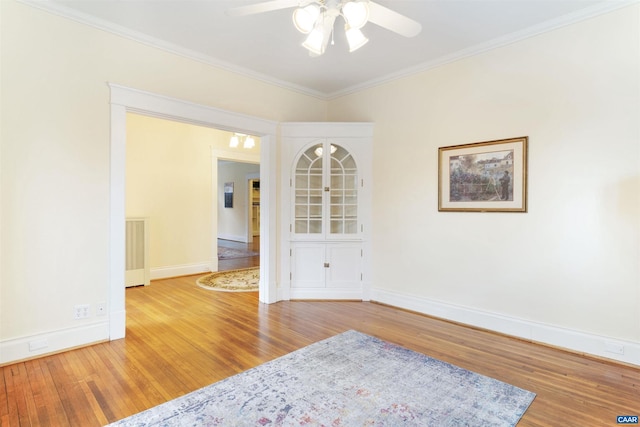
[226,0,422,56]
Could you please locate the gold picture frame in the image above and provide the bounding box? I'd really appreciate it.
[438,136,528,212]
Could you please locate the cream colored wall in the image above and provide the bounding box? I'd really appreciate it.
[1,0,638,365]
[328,6,640,346]
[126,113,249,276]
[218,162,260,242]
[0,0,325,362]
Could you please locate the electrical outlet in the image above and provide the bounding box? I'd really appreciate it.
[605,341,625,355]
[96,302,107,316]
[74,304,90,319]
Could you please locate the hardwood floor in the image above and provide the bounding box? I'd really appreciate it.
[217,237,260,271]
[1,275,639,426]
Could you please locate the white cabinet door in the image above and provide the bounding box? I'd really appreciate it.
[326,244,362,289]
[291,244,325,289]
[290,243,362,299]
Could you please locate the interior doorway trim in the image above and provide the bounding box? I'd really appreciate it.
[108,83,278,340]
[212,152,260,269]
[246,172,260,243]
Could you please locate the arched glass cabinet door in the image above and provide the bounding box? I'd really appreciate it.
[294,141,358,238]
[294,142,324,235]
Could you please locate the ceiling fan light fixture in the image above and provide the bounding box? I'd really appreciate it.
[292,4,320,34]
[345,25,368,52]
[302,25,326,55]
[342,0,369,30]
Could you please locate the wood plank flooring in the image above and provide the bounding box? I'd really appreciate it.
[217,237,260,271]
[1,274,639,426]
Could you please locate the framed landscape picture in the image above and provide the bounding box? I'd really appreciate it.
[438,136,528,212]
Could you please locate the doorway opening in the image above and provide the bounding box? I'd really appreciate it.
[109,84,278,340]
[217,161,260,272]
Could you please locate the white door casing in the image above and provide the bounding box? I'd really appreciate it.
[109,84,278,340]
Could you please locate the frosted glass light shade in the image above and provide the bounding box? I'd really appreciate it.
[229,135,239,148]
[346,26,368,52]
[303,26,326,55]
[342,1,369,29]
[293,4,321,34]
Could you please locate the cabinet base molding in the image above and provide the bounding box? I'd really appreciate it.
[289,288,364,300]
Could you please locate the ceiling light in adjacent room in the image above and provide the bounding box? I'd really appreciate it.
[229,133,256,149]
[229,135,240,148]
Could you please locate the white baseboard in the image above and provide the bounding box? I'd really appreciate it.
[0,322,109,365]
[150,262,212,280]
[218,234,248,243]
[109,308,126,340]
[371,288,640,367]
[289,288,364,300]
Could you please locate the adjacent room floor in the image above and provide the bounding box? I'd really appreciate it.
[217,236,260,271]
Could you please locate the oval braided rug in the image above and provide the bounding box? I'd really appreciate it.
[196,267,259,292]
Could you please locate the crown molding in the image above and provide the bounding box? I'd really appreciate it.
[17,0,329,100]
[18,0,639,101]
[326,0,639,99]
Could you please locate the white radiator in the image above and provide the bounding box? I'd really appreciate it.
[125,217,150,287]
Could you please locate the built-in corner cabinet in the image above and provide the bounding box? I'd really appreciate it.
[281,123,372,300]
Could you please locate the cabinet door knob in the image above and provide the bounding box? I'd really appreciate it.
[324,187,330,192]
[324,262,330,268]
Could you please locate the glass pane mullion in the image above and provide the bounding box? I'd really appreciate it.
[293,142,358,237]
[294,144,323,235]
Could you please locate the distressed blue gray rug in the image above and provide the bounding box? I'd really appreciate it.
[107,330,535,426]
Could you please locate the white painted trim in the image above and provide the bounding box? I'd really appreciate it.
[109,84,279,341]
[19,0,636,100]
[217,233,248,243]
[109,84,277,136]
[289,289,364,300]
[326,1,640,98]
[109,103,127,340]
[212,149,261,269]
[371,288,640,367]
[214,148,260,164]
[150,263,212,281]
[258,133,278,304]
[17,0,327,100]
[246,172,261,243]
[0,322,109,365]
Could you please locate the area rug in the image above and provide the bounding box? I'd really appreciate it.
[196,267,259,292]
[218,246,259,260]
[106,330,535,426]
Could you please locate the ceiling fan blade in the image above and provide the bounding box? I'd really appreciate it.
[367,1,422,38]
[226,0,301,17]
